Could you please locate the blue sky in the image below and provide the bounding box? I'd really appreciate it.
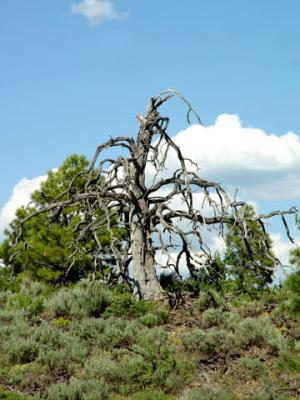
[0,0,299,264]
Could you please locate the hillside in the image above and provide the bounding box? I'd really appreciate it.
[0,280,299,400]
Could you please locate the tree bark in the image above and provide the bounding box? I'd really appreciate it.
[130,216,165,300]
[129,102,166,300]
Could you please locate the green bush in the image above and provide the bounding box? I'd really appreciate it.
[0,291,11,308]
[71,317,139,350]
[179,385,237,400]
[46,280,112,318]
[35,327,87,374]
[100,319,139,349]
[47,377,108,400]
[51,317,71,328]
[234,316,286,353]
[5,337,38,364]
[0,309,26,323]
[3,280,53,317]
[0,388,32,399]
[130,389,175,400]
[33,321,65,348]
[0,266,20,293]
[248,389,278,400]
[18,280,51,298]
[130,328,193,391]
[238,356,265,380]
[102,291,149,318]
[6,362,46,391]
[45,288,74,317]
[70,317,107,342]
[278,354,300,373]
[237,301,265,318]
[140,309,169,327]
[7,293,44,316]
[221,312,241,331]
[83,351,125,383]
[195,288,223,312]
[202,308,227,328]
[37,347,84,377]
[181,328,236,356]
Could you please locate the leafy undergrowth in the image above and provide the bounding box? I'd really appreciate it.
[0,281,299,399]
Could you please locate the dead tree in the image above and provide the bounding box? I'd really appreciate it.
[19,90,298,300]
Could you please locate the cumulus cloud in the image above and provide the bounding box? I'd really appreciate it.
[271,233,300,282]
[0,175,46,236]
[70,0,129,25]
[270,233,300,265]
[165,114,300,200]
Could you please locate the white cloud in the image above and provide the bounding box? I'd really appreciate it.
[271,233,300,283]
[165,114,300,200]
[0,175,46,236]
[270,233,300,265]
[70,0,128,25]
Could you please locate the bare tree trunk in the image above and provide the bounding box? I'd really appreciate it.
[128,101,167,300]
[130,215,165,300]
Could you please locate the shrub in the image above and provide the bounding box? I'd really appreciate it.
[71,317,139,350]
[140,309,169,327]
[4,280,52,317]
[195,288,223,312]
[238,356,265,380]
[221,312,241,331]
[0,291,11,308]
[37,333,86,374]
[130,389,175,400]
[45,288,74,317]
[102,291,149,318]
[6,362,46,391]
[7,293,44,316]
[237,301,265,318]
[101,319,139,349]
[130,328,193,391]
[47,378,108,400]
[46,280,112,318]
[0,317,32,354]
[5,337,38,364]
[70,318,107,342]
[19,280,51,298]
[139,313,160,328]
[202,308,227,328]
[248,390,277,400]
[234,316,286,353]
[181,328,236,356]
[0,388,33,399]
[179,385,237,400]
[83,351,125,383]
[38,348,79,376]
[33,322,64,348]
[277,354,300,373]
[51,317,71,328]
[0,309,26,324]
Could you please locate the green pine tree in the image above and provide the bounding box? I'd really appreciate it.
[0,154,123,285]
[285,216,300,315]
[224,204,276,295]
